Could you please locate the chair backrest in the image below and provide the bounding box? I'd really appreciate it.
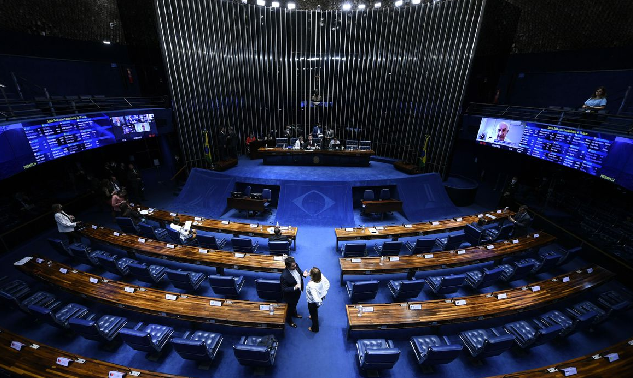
[255,279,283,301]
[197,234,220,249]
[511,261,537,279]
[535,254,561,273]
[95,254,128,276]
[363,190,374,201]
[479,267,504,287]
[262,189,272,200]
[479,334,516,358]
[464,224,483,245]
[166,227,182,243]
[209,275,239,293]
[243,186,251,197]
[381,241,402,256]
[560,246,581,265]
[268,240,290,255]
[119,328,155,352]
[233,345,274,367]
[138,223,156,239]
[68,318,103,341]
[361,348,401,370]
[48,238,72,257]
[495,223,514,241]
[444,233,466,250]
[350,280,379,301]
[128,262,156,282]
[395,280,425,299]
[115,217,138,234]
[69,244,96,265]
[413,239,435,254]
[343,243,367,257]
[424,344,463,365]
[435,275,466,294]
[380,188,390,200]
[172,338,211,361]
[166,270,199,290]
[232,238,255,253]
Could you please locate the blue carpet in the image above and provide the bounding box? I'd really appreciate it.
[276,182,354,226]
[170,169,235,218]
[397,173,461,221]
[1,163,633,378]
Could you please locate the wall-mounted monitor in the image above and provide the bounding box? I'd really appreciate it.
[476,118,525,151]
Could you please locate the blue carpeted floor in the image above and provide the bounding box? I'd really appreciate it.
[1,158,633,378]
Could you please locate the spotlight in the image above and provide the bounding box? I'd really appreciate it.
[358,4,366,9]
[412,0,421,4]
[241,0,247,4]
[256,0,265,6]
[374,2,381,8]
[342,3,352,10]
[102,40,111,45]
[271,1,279,7]
[394,0,403,6]
[287,2,296,9]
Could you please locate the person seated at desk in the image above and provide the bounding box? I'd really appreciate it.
[329,137,341,149]
[294,136,304,149]
[270,227,289,241]
[305,135,317,150]
[120,202,144,224]
[582,86,607,112]
[508,205,532,236]
[169,217,197,243]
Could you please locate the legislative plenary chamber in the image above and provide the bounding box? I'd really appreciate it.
[1,1,633,378]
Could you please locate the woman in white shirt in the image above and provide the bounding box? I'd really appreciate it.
[304,267,330,333]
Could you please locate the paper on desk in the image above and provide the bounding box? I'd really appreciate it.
[184,221,192,231]
[14,257,33,266]
[368,228,378,234]
[139,210,149,215]
[345,228,354,232]
[221,221,229,225]
[404,224,412,228]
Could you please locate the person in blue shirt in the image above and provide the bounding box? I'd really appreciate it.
[582,86,607,112]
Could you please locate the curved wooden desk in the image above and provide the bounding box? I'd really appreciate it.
[334,209,514,246]
[346,265,613,333]
[137,206,298,250]
[15,256,287,330]
[339,232,555,284]
[486,338,633,377]
[0,328,184,378]
[80,224,286,274]
[258,147,375,166]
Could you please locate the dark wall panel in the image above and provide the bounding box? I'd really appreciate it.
[155,0,485,175]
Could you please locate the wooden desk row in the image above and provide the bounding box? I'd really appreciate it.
[361,199,403,216]
[258,147,374,166]
[80,224,287,274]
[15,256,287,330]
[339,232,555,283]
[226,196,267,215]
[0,328,184,378]
[138,206,298,250]
[487,338,633,377]
[346,265,613,333]
[334,209,514,246]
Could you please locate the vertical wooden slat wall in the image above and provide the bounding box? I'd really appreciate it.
[155,0,485,176]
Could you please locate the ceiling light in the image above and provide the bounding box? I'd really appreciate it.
[374,2,381,8]
[342,3,352,11]
[287,2,296,9]
[241,0,247,4]
[412,0,422,4]
[395,0,403,7]
[102,40,111,45]
[271,1,279,7]
[256,0,265,6]
[358,4,366,9]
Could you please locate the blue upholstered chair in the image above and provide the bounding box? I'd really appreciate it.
[363,190,375,201]
[341,243,367,258]
[425,274,466,295]
[568,301,608,325]
[538,310,591,337]
[208,274,245,297]
[356,339,400,371]
[94,254,137,276]
[115,217,139,235]
[172,330,223,365]
[47,238,74,258]
[29,303,90,329]
[485,223,514,242]
[410,335,463,366]
[0,279,30,300]
[515,254,561,275]
[346,280,379,303]
[243,186,252,198]
[255,279,283,302]
[374,241,402,256]
[232,238,259,253]
[233,335,279,367]
[406,239,436,254]
[464,267,504,290]
[387,279,425,301]
[68,314,128,344]
[262,189,272,213]
[15,291,60,314]
[268,240,291,256]
[434,233,466,251]
[166,269,207,292]
[197,234,227,250]
[503,320,562,348]
[138,223,172,243]
[69,244,111,266]
[127,262,167,284]
[166,227,184,244]
[119,323,174,359]
[498,260,537,282]
[379,188,390,201]
[538,245,581,266]
[598,290,632,312]
[464,224,490,246]
[459,328,516,358]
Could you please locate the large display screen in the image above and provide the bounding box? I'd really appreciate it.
[0,111,158,180]
[476,117,632,191]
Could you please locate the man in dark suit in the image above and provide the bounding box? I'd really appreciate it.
[270,227,288,241]
[508,205,532,236]
[280,256,304,328]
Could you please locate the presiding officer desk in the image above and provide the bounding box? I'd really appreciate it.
[339,232,555,283]
[346,265,613,334]
[258,147,374,166]
[80,224,286,274]
[15,256,287,330]
[335,209,514,247]
[136,206,298,250]
[0,327,184,378]
[485,338,633,377]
